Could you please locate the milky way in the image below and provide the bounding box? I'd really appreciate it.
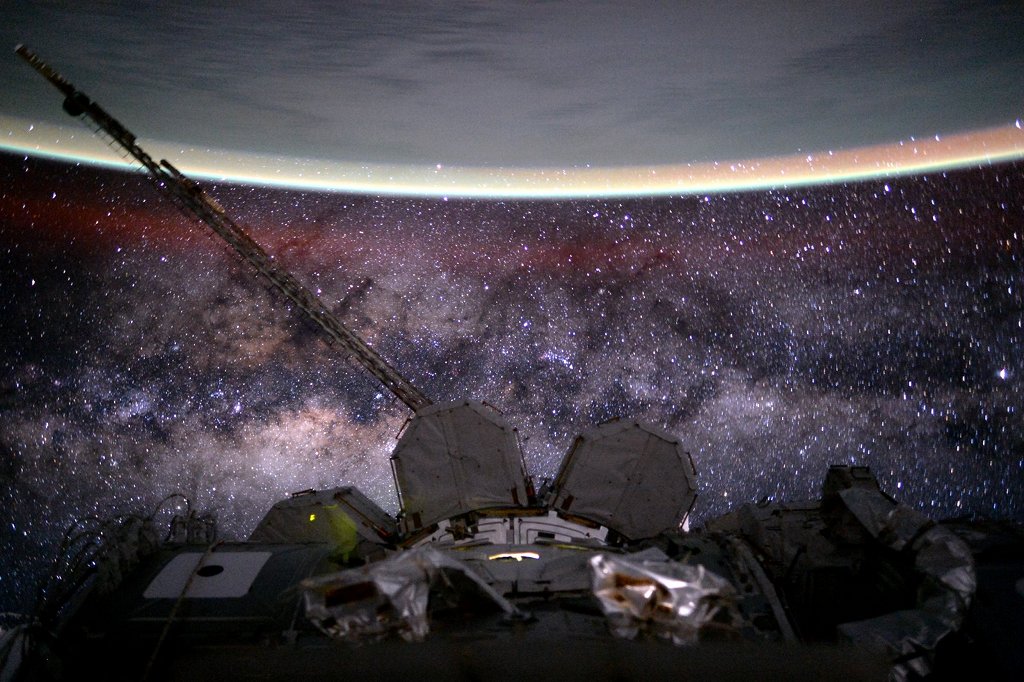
[1,152,1022,614]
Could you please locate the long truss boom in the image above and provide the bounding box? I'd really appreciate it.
[16,45,431,413]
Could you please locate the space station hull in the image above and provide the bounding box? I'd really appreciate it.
[5,441,1005,681]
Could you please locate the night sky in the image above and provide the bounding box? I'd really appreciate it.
[2,152,1022,613]
[2,2,1024,618]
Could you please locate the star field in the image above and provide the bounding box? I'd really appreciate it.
[1,152,1022,615]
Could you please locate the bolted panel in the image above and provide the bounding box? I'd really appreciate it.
[391,401,531,533]
[550,420,696,540]
[249,486,397,547]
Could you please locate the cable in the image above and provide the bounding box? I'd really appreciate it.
[142,540,224,681]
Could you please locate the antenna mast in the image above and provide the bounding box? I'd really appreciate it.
[16,45,431,412]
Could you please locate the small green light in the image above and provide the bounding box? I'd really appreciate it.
[308,513,316,522]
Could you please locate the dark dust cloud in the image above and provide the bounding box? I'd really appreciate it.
[1,152,1023,612]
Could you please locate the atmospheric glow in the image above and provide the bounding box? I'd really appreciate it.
[3,115,1023,198]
